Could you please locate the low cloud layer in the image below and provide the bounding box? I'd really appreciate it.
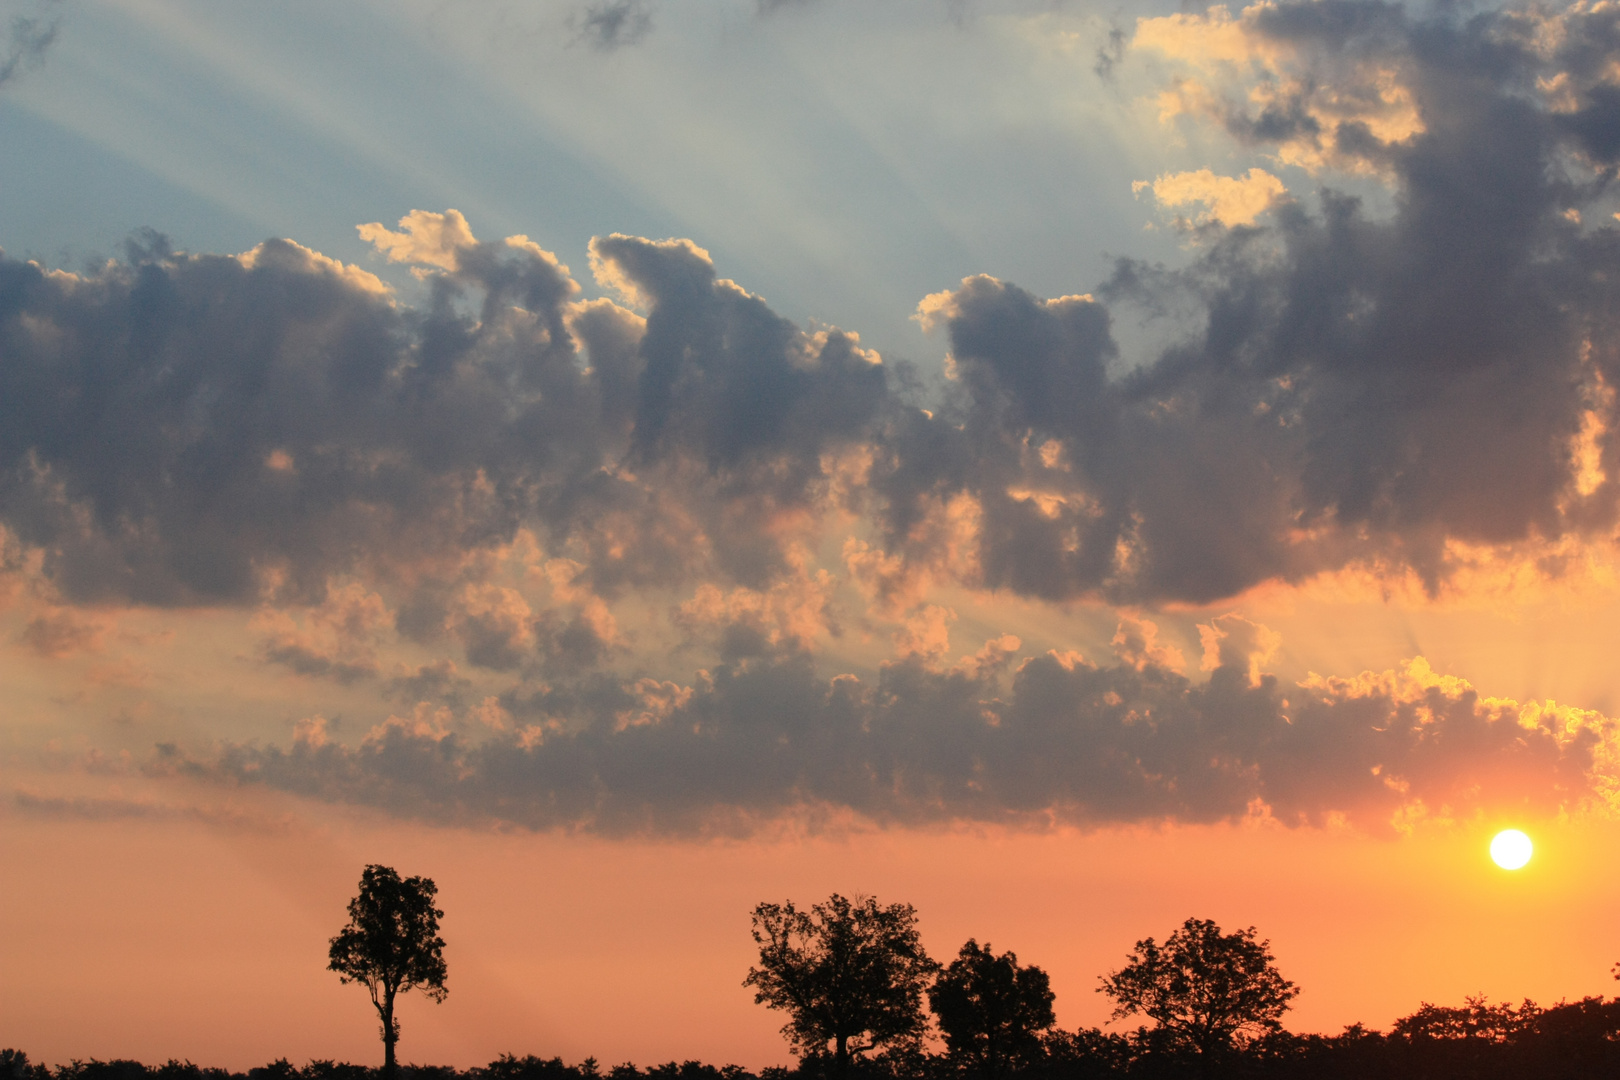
[172,622,1614,835]
[8,0,1620,833]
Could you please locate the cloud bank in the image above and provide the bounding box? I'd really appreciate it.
[172,629,1613,835]
[8,0,1620,833]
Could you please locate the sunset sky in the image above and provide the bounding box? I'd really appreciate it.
[7,0,1620,1070]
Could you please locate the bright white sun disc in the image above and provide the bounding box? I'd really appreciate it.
[1490,829,1533,870]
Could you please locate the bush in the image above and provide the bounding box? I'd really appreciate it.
[300,1063,371,1080]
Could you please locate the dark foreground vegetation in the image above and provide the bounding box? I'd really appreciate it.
[9,996,1620,1080]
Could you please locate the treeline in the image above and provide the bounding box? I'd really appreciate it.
[9,1000,1620,1080]
[13,873,1618,1080]
[0,1055,751,1080]
[306,871,1620,1080]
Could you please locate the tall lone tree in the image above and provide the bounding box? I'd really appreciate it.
[328,864,449,1077]
[1099,917,1296,1072]
[929,940,1056,1079]
[744,894,938,1080]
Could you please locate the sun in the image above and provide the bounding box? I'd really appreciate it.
[1490,829,1533,870]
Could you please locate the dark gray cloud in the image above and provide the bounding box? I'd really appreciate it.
[12,789,181,821]
[18,606,105,656]
[864,0,1620,602]
[171,633,1607,835]
[571,0,652,51]
[0,226,889,611]
[0,0,62,88]
[592,233,890,587]
[0,232,576,606]
[9,789,288,831]
[262,640,378,684]
[1093,20,1126,80]
[384,659,472,704]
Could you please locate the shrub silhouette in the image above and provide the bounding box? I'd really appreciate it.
[481,1058,582,1080]
[55,1062,151,1080]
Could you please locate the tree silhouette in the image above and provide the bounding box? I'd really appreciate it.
[1392,994,1529,1042]
[1098,917,1296,1071]
[1,1049,47,1080]
[744,894,938,1080]
[328,864,448,1077]
[929,940,1056,1079]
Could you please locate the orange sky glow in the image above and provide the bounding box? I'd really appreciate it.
[8,0,1620,1070]
[7,801,1619,1071]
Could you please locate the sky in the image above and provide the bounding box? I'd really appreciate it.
[6,0,1620,1069]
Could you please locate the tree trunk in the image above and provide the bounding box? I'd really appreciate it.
[381,990,399,1080]
[833,1033,848,1080]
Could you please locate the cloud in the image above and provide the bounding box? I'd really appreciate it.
[171,632,1615,836]
[10,59,1620,619]
[240,237,391,295]
[385,659,472,704]
[18,605,111,657]
[1134,168,1289,228]
[893,603,954,663]
[1112,613,1186,673]
[1131,1,1423,175]
[357,209,478,273]
[11,789,178,821]
[1094,19,1127,80]
[571,0,653,51]
[0,0,63,89]
[16,0,1620,838]
[872,0,1620,603]
[255,582,392,684]
[8,789,291,832]
[0,221,640,606]
[673,555,838,659]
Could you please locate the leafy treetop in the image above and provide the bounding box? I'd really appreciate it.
[1098,917,1297,1061]
[744,894,938,1080]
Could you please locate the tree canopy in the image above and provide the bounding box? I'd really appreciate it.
[743,894,938,1079]
[1097,917,1297,1064]
[929,940,1056,1079]
[328,865,448,1077]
